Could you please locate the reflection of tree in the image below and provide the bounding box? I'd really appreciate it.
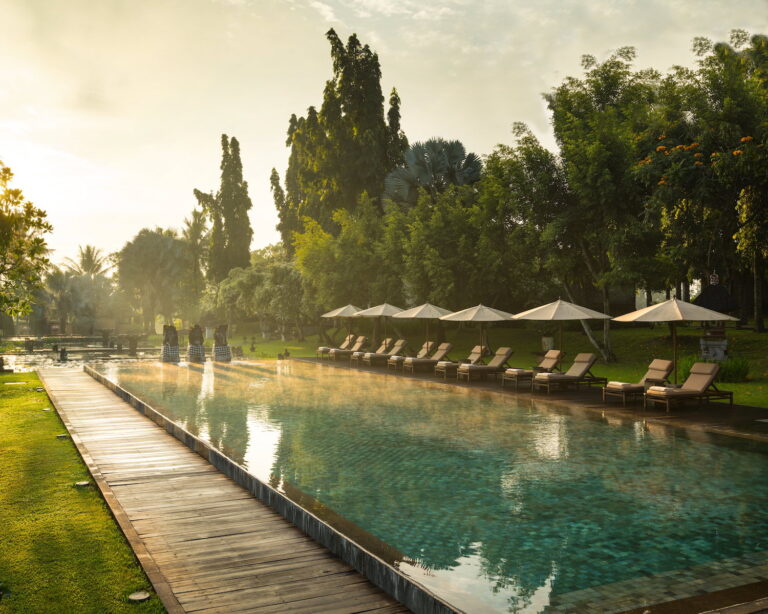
[98,362,768,607]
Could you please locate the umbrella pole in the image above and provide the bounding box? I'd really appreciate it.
[672,322,678,384]
[560,322,564,354]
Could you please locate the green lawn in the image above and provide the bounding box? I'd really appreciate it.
[0,372,164,614]
[224,322,768,408]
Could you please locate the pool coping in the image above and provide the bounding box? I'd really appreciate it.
[83,364,459,614]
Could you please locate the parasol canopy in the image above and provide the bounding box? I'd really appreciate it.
[513,299,611,321]
[440,304,514,356]
[321,304,362,318]
[613,298,737,383]
[353,303,404,318]
[513,299,611,352]
[393,303,452,347]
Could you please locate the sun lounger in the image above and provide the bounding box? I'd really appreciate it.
[362,339,408,367]
[532,353,606,393]
[434,345,484,380]
[644,362,733,411]
[457,347,514,382]
[351,338,392,367]
[403,343,453,374]
[602,359,673,406]
[501,350,563,391]
[317,334,355,359]
[388,341,434,371]
[330,336,368,361]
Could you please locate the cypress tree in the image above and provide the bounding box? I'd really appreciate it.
[195,135,253,283]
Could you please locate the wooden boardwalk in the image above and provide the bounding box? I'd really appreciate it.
[39,368,410,614]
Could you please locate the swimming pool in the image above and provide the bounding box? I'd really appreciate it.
[92,360,768,613]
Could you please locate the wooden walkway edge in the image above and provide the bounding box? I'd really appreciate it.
[39,368,411,614]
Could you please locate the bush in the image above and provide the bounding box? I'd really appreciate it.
[678,354,750,383]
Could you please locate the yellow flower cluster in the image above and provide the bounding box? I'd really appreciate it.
[733,150,744,156]
[694,152,703,158]
[694,161,704,166]
[741,136,753,142]
[658,177,668,185]
[656,145,667,152]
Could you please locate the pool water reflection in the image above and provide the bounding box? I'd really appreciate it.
[93,360,768,613]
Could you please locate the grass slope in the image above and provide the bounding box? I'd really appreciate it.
[227,323,768,408]
[0,372,164,614]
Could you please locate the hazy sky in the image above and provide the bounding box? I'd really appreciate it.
[2,0,766,265]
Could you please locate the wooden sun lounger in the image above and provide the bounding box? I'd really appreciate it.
[388,341,434,371]
[434,346,483,380]
[501,350,563,391]
[643,362,733,412]
[532,353,606,394]
[457,347,514,382]
[317,334,355,360]
[602,359,673,406]
[329,336,368,361]
[403,343,453,374]
[362,339,408,367]
[351,338,392,367]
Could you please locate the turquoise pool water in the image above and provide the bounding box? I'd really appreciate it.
[94,361,768,613]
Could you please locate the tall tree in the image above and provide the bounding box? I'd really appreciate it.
[0,161,51,316]
[64,245,110,277]
[181,208,208,307]
[274,29,408,248]
[195,135,253,283]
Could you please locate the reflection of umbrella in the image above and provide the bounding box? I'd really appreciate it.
[512,299,611,353]
[440,304,514,356]
[321,304,361,336]
[353,303,404,341]
[613,298,738,383]
[392,303,452,345]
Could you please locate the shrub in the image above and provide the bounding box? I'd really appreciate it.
[678,354,750,383]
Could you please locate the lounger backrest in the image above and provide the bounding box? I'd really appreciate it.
[640,359,673,384]
[563,353,596,377]
[681,362,719,392]
[430,342,453,361]
[350,336,368,352]
[466,345,484,364]
[538,350,563,370]
[416,341,434,358]
[374,338,393,354]
[488,347,513,368]
[339,334,355,350]
[389,339,407,355]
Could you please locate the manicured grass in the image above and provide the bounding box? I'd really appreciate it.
[0,372,164,614]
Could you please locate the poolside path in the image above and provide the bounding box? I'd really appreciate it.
[38,368,410,614]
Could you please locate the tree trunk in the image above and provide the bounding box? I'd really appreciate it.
[645,287,653,307]
[561,282,609,362]
[665,287,671,300]
[675,281,683,299]
[755,251,764,332]
[682,282,690,302]
[601,285,615,361]
[295,319,305,342]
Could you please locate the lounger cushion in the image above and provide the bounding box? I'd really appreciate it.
[646,385,692,396]
[317,347,330,352]
[435,361,454,368]
[505,368,533,376]
[606,381,643,391]
[535,373,577,381]
[388,355,405,362]
[459,364,502,372]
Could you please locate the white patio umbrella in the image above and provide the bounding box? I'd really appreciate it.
[353,303,404,342]
[320,304,361,336]
[613,298,738,383]
[440,304,515,356]
[392,302,452,345]
[512,299,611,352]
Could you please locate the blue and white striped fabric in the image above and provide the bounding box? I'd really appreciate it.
[187,344,206,363]
[161,345,180,363]
[214,345,232,362]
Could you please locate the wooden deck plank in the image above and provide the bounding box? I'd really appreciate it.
[39,368,410,614]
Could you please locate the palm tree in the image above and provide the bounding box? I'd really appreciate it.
[64,245,111,278]
[182,209,208,302]
[45,268,74,334]
[384,138,482,205]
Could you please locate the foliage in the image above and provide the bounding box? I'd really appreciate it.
[384,138,482,205]
[116,227,192,331]
[273,29,408,247]
[195,135,253,283]
[64,244,111,277]
[0,161,51,316]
